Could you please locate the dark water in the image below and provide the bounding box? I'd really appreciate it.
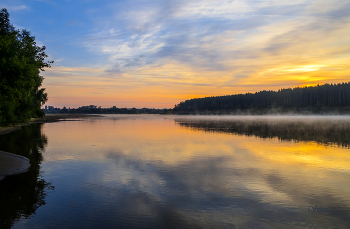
[0,115,350,228]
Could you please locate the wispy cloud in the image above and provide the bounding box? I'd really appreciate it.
[82,0,350,75]
[0,5,28,11]
[8,0,349,108]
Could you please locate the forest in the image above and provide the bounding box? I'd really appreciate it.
[173,82,350,114]
[44,105,169,114]
[0,8,52,126]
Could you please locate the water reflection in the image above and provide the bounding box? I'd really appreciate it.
[101,150,350,228]
[0,124,54,229]
[2,115,350,228]
[176,116,350,147]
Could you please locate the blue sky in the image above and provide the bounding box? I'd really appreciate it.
[1,0,350,108]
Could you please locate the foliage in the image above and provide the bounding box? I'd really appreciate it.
[173,82,350,114]
[0,8,52,126]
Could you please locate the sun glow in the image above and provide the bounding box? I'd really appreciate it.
[284,65,327,72]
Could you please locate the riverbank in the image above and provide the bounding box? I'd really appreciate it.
[0,114,103,181]
[0,114,103,136]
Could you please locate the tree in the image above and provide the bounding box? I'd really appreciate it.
[0,8,52,126]
[173,82,350,114]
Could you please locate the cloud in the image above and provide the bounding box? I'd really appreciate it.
[35,0,350,107]
[82,0,349,76]
[67,19,85,27]
[106,55,149,73]
[0,5,28,11]
[175,0,254,19]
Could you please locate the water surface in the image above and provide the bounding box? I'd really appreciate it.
[1,115,350,228]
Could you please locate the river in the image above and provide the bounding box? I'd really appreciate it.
[1,115,349,228]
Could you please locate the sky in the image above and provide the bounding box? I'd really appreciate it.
[1,0,350,108]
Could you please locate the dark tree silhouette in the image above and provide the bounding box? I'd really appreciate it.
[0,8,52,126]
[173,82,350,114]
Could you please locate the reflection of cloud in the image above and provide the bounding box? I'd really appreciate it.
[41,115,350,227]
[101,147,350,227]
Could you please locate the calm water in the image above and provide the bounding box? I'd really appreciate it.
[1,115,350,228]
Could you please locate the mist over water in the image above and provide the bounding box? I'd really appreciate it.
[1,115,350,228]
[175,115,350,147]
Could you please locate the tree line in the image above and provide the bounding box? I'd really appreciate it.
[173,82,350,114]
[44,105,170,114]
[0,8,52,126]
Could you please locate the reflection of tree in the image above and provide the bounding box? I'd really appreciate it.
[0,124,54,229]
[176,119,350,147]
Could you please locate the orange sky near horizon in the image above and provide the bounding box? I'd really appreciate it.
[42,58,350,108]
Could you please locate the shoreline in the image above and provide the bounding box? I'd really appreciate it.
[0,114,103,136]
[0,151,30,181]
[0,114,103,181]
